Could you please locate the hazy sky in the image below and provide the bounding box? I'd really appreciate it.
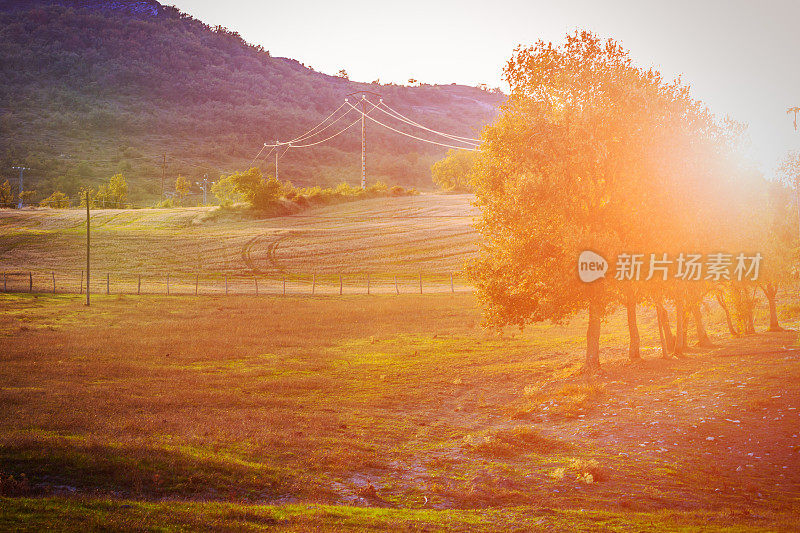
[171,0,800,177]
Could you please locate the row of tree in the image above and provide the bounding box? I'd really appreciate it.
[469,31,799,372]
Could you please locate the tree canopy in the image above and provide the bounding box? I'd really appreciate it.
[469,31,770,371]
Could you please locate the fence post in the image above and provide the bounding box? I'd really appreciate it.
[138,274,141,295]
[450,272,454,294]
[80,270,83,294]
[312,273,316,295]
[52,272,56,295]
[4,272,6,292]
[85,192,90,306]
[255,277,258,296]
[419,272,422,294]
[166,273,170,295]
[195,273,199,296]
[394,275,399,295]
[339,274,343,295]
[225,275,228,295]
[29,272,32,292]
[106,273,109,295]
[367,273,370,295]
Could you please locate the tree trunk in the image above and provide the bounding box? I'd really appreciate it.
[691,304,714,347]
[656,305,669,359]
[743,287,756,334]
[673,295,686,357]
[625,293,640,360]
[656,302,675,352]
[586,301,602,372]
[761,284,782,332]
[715,291,738,336]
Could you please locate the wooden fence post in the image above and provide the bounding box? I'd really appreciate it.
[339,274,343,295]
[312,273,316,295]
[394,275,399,295]
[166,273,170,295]
[137,274,141,295]
[4,272,7,292]
[450,272,454,294]
[79,270,83,294]
[52,272,56,295]
[29,272,32,292]
[195,273,199,296]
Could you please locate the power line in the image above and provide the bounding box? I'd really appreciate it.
[376,101,480,145]
[284,117,362,148]
[285,101,350,145]
[345,101,478,151]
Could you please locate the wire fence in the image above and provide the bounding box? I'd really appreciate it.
[0,271,472,296]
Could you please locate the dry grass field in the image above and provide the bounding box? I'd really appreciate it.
[0,194,478,295]
[0,289,799,530]
[2,197,800,530]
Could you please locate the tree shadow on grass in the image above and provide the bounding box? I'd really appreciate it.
[0,438,297,501]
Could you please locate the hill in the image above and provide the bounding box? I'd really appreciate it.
[0,0,502,204]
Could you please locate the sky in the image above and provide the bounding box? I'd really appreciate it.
[170,0,800,177]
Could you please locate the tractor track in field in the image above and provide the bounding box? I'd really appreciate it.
[242,233,288,275]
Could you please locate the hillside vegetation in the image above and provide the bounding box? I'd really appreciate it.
[0,0,501,204]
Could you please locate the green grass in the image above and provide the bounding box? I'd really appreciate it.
[2,498,796,532]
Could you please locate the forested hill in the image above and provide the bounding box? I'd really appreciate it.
[0,0,503,203]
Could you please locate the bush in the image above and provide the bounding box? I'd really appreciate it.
[431,149,477,191]
[213,168,417,213]
[39,191,70,208]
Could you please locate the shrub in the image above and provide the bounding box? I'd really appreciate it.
[39,191,70,208]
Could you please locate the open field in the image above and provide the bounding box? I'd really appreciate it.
[0,195,478,290]
[1,291,799,530]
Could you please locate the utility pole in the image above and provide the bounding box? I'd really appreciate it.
[85,190,90,307]
[161,152,166,203]
[789,107,800,238]
[275,140,279,180]
[361,95,367,189]
[11,166,29,208]
[203,174,208,205]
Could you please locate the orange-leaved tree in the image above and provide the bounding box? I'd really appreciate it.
[469,30,734,370]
